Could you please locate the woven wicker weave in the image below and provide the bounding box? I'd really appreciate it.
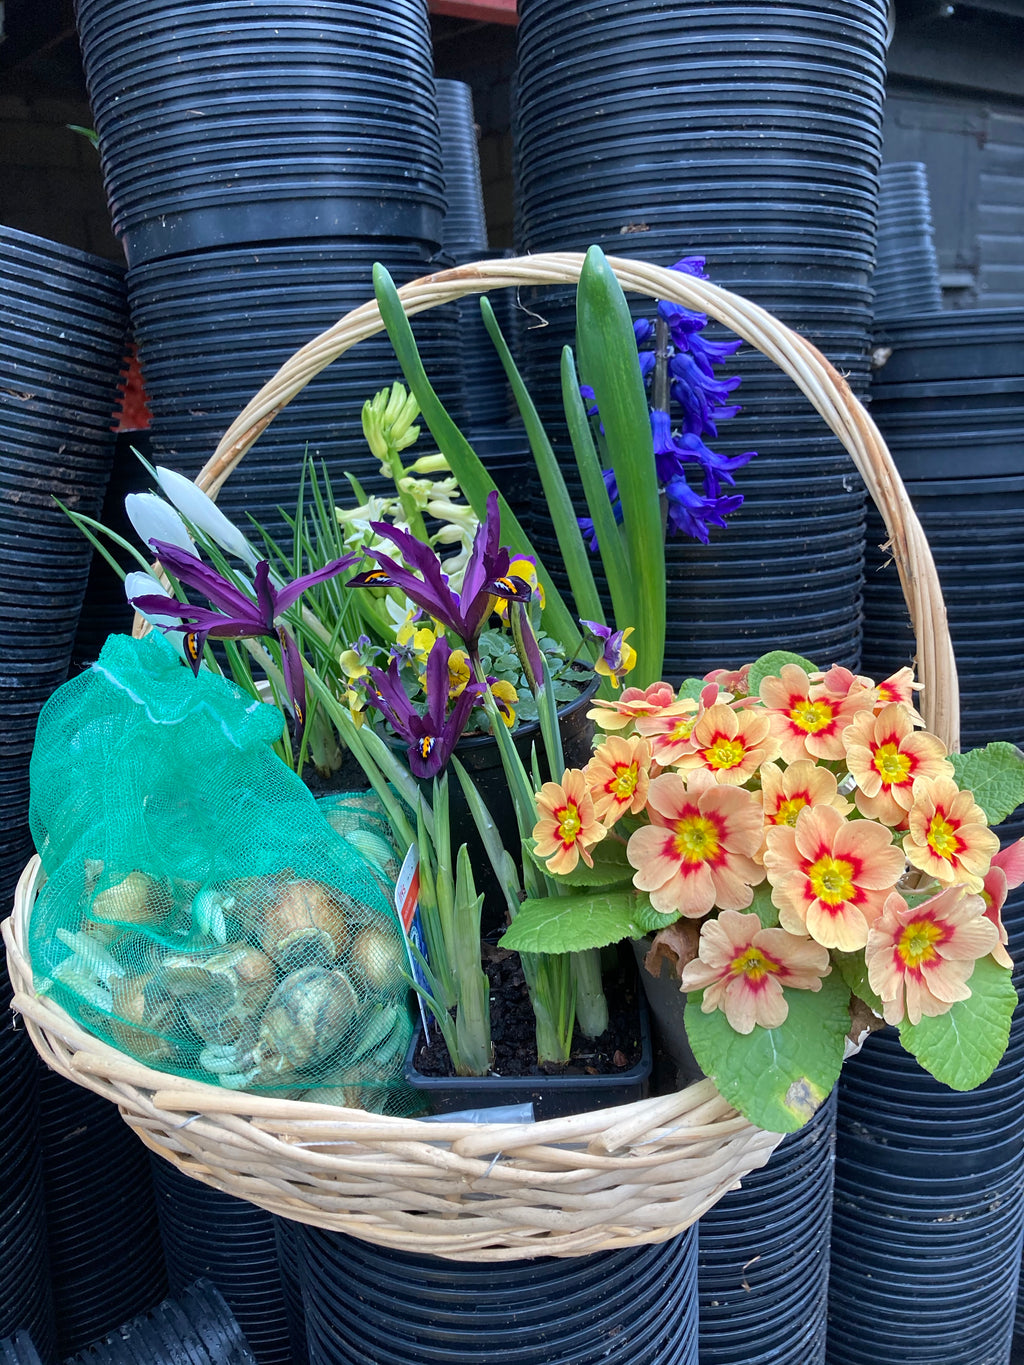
[3,254,958,1260]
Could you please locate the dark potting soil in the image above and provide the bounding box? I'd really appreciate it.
[414,947,644,1078]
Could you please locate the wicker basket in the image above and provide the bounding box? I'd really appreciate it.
[2,254,958,1261]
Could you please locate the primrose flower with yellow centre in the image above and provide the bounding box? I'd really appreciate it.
[626,769,765,918]
[585,734,652,826]
[760,663,872,763]
[675,702,779,785]
[843,704,953,826]
[904,776,999,892]
[587,681,678,733]
[760,760,853,831]
[533,769,606,875]
[679,910,832,1034]
[763,804,906,951]
[489,677,518,727]
[866,886,998,1026]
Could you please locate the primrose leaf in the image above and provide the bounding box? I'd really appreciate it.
[684,972,851,1133]
[949,743,1024,826]
[832,950,885,1015]
[898,956,1017,1090]
[747,651,820,696]
[499,888,650,953]
[676,678,709,704]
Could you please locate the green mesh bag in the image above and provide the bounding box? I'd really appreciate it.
[27,633,414,1111]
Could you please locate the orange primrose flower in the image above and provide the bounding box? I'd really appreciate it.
[763,803,906,951]
[679,909,831,1034]
[674,702,780,785]
[843,703,953,826]
[866,886,998,1026]
[703,664,752,698]
[587,680,677,733]
[759,663,873,763]
[626,769,765,918]
[904,776,999,892]
[585,734,652,827]
[634,683,719,767]
[979,838,1024,970]
[756,761,853,864]
[814,664,925,725]
[533,768,606,875]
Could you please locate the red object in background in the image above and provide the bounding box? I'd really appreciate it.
[429,0,517,22]
[115,344,152,432]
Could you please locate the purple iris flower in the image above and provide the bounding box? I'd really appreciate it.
[363,635,483,779]
[347,490,531,652]
[129,539,357,730]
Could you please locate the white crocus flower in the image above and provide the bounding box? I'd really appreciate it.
[155,466,260,568]
[124,493,197,558]
[123,571,189,659]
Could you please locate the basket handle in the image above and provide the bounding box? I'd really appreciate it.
[193,251,959,750]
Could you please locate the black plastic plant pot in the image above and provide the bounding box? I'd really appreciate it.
[297,1221,698,1365]
[404,990,653,1123]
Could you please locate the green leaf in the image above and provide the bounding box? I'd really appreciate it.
[747,883,781,929]
[630,901,682,935]
[832,950,885,1014]
[949,743,1024,826]
[527,835,633,887]
[575,246,665,684]
[677,678,710,703]
[746,650,820,696]
[685,973,852,1133]
[498,888,651,954]
[898,956,1017,1090]
[480,298,606,631]
[372,264,580,653]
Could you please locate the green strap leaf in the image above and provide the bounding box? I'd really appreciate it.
[898,955,1016,1090]
[480,297,605,629]
[949,743,1024,826]
[498,887,652,954]
[685,973,851,1133]
[372,264,580,652]
[575,246,665,684]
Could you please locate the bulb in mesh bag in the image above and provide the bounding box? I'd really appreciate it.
[160,942,277,1046]
[256,879,351,969]
[201,964,361,1089]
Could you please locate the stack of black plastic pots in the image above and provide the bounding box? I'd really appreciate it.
[697,1089,836,1365]
[514,0,888,679]
[828,1024,1024,1365]
[0,1335,42,1365]
[271,1220,308,1365]
[0,1014,57,1365]
[436,78,513,434]
[75,0,464,549]
[65,1280,257,1365]
[150,1157,293,1365]
[36,1067,167,1357]
[871,163,943,319]
[0,225,128,898]
[295,1225,699,1364]
[860,308,1024,749]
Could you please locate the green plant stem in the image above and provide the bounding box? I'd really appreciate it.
[451,846,492,1075]
[571,948,610,1038]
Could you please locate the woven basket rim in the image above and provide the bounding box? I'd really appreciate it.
[9,252,957,1255]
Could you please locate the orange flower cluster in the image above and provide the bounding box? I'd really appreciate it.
[531,663,1016,1035]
